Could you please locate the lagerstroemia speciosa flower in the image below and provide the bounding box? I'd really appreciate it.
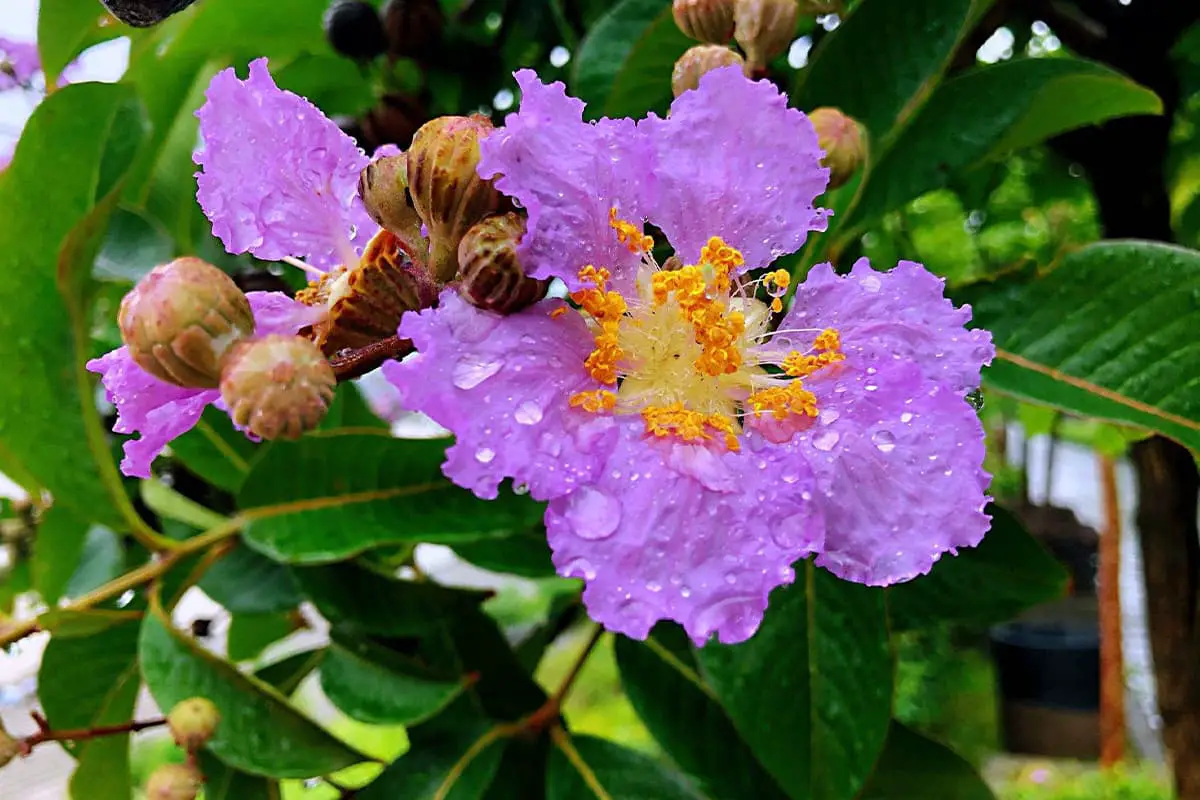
[385,67,995,645]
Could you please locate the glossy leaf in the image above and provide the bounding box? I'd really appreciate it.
[31,506,90,605]
[966,241,1200,451]
[615,627,787,800]
[139,599,369,778]
[697,566,892,800]
[858,722,995,800]
[62,526,125,598]
[198,752,282,800]
[226,613,297,662]
[169,406,258,493]
[889,504,1067,630]
[200,544,303,614]
[255,649,326,696]
[238,433,544,564]
[545,733,705,800]
[359,720,509,800]
[451,528,557,578]
[36,0,116,84]
[93,207,175,283]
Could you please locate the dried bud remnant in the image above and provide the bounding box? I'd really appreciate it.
[220,335,336,440]
[167,697,220,752]
[119,257,254,389]
[323,0,389,61]
[359,153,426,253]
[673,0,736,44]
[672,45,745,97]
[734,0,799,69]
[144,763,202,800]
[407,115,501,283]
[458,213,549,314]
[809,107,864,189]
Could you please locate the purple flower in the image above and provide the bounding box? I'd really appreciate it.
[194,58,378,271]
[0,38,40,90]
[387,68,993,645]
[87,293,323,478]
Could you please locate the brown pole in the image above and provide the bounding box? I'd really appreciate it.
[1098,455,1125,766]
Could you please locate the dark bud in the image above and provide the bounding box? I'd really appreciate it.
[99,0,198,27]
[323,1,389,61]
[381,0,445,60]
[361,93,427,151]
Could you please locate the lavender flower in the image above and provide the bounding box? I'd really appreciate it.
[0,38,40,91]
[385,67,994,645]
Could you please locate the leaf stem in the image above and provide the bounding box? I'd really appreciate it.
[20,711,166,754]
[522,624,603,733]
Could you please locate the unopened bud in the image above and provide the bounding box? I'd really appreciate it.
[359,154,426,255]
[458,213,549,314]
[144,763,201,800]
[119,257,254,389]
[672,45,745,97]
[0,721,20,768]
[220,335,336,440]
[323,0,388,61]
[167,697,220,752]
[809,107,864,189]
[673,0,735,44]
[407,115,501,283]
[734,0,799,69]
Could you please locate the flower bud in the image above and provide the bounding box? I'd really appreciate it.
[323,1,388,61]
[220,335,336,440]
[100,0,198,28]
[809,107,864,189]
[734,0,799,69]
[407,115,501,284]
[673,0,736,44]
[0,721,20,768]
[458,213,549,314]
[144,763,202,800]
[359,154,426,255]
[118,257,254,389]
[167,697,220,752]
[361,92,427,152]
[672,45,745,97]
[382,0,445,60]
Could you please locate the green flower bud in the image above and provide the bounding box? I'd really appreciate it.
[407,115,501,284]
[808,107,865,189]
[734,0,799,69]
[167,697,220,752]
[672,45,746,97]
[144,763,202,800]
[358,153,427,257]
[457,213,549,314]
[118,257,254,389]
[672,0,736,44]
[220,335,336,440]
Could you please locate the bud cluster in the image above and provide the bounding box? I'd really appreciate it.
[323,0,444,63]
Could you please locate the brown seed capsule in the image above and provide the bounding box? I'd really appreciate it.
[299,229,439,356]
[672,0,736,44]
[458,213,549,314]
[381,0,445,60]
[144,763,202,800]
[672,45,746,97]
[167,697,220,752]
[734,0,799,69]
[118,257,254,389]
[407,115,501,284]
[219,335,336,440]
[808,107,865,189]
[358,153,427,255]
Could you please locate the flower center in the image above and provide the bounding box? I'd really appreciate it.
[568,211,845,451]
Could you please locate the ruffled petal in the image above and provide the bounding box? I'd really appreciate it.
[246,290,327,335]
[790,360,991,585]
[477,70,652,292]
[194,58,377,269]
[641,66,830,270]
[384,291,617,501]
[782,259,994,393]
[545,424,823,646]
[0,38,40,89]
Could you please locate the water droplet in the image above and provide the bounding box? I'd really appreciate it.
[724,572,738,585]
[812,430,840,451]
[514,400,544,425]
[900,412,914,423]
[860,274,882,292]
[864,383,878,392]
[819,408,840,425]
[475,447,496,463]
[782,472,801,484]
[562,556,596,580]
[452,357,502,389]
[513,481,530,495]
[646,581,663,593]
[520,334,536,345]
[565,486,622,540]
[680,586,692,598]
[872,429,896,453]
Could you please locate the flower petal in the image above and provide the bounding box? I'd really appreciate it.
[0,38,40,89]
[477,70,652,291]
[194,58,377,269]
[792,360,991,585]
[246,290,327,334]
[545,424,822,646]
[384,291,616,501]
[641,66,830,270]
[782,259,994,392]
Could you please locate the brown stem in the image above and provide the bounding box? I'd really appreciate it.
[522,625,603,733]
[21,712,166,754]
[331,336,414,382]
[1098,455,1125,766]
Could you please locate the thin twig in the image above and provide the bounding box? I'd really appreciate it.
[330,336,414,381]
[523,624,604,732]
[21,712,167,754]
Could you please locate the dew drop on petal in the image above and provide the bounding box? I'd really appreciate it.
[565,486,622,540]
[475,447,496,463]
[819,408,840,426]
[452,357,502,389]
[872,429,896,453]
[860,274,882,292]
[900,412,914,423]
[812,430,840,452]
[562,556,596,580]
[514,400,544,425]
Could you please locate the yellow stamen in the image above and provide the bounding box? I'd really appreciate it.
[609,208,654,253]
[550,306,567,319]
[643,403,741,452]
[570,389,617,413]
[746,383,819,421]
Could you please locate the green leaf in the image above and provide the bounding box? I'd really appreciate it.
[93,207,175,283]
[888,505,1067,630]
[139,598,369,778]
[237,433,543,564]
[615,627,786,800]
[965,241,1200,451]
[451,528,557,578]
[140,479,228,531]
[63,526,125,598]
[793,0,978,139]
[0,82,147,528]
[852,58,1162,225]
[545,733,705,800]
[39,611,141,800]
[36,0,117,84]
[358,720,509,800]
[319,634,471,725]
[571,0,691,119]
[169,407,258,492]
[255,649,326,696]
[858,722,995,800]
[200,545,303,614]
[696,566,892,800]
[31,506,90,605]
[227,613,297,662]
[40,608,142,638]
[198,752,282,800]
